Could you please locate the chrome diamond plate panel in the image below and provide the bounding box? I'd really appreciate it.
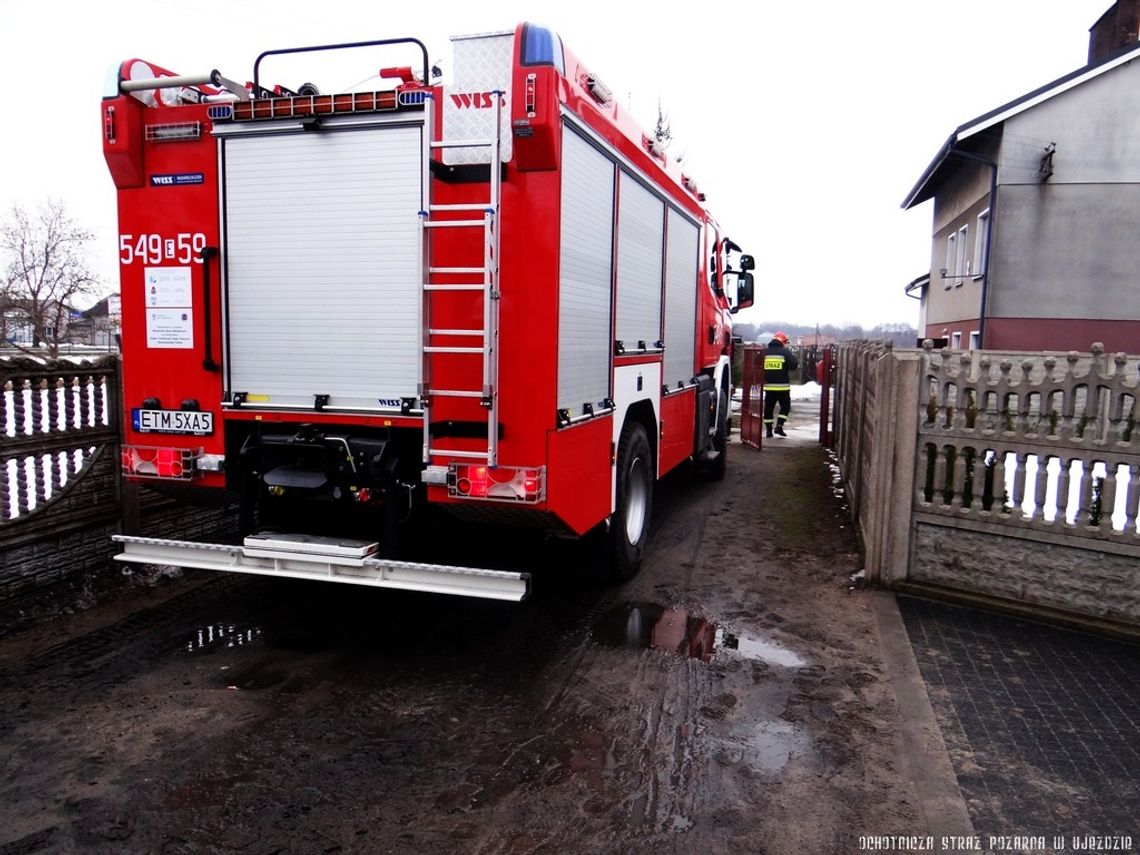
[442,31,513,165]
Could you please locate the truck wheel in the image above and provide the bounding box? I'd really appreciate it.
[611,421,653,581]
[708,383,729,481]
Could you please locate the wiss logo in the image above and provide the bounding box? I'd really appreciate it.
[450,92,506,109]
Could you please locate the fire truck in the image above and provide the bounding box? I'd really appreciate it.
[103,24,754,602]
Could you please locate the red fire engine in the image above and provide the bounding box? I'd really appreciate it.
[103,24,754,601]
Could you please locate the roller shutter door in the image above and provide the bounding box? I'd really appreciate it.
[615,172,665,350]
[222,124,423,411]
[663,209,700,388]
[558,128,615,415]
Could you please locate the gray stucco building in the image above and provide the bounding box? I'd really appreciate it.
[903,17,1140,353]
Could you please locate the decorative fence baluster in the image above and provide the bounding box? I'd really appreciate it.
[1,379,10,435]
[14,455,30,517]
[30,379,45,436]
[1032,455,1051,522]
[48,378,63,434]
[64,376,77,430]
[964,447,982,511]
[933,446,949,507]
[78,373,92,428]
[1099,461,1118,530]
[950,445,968,510]
[1079,461,1097,526]
[992,451,1009,513]
[53,448,69,496]
[1127,463,1140,535]
[1054,457,1071,526]
[93,375,106,428]
[1,459,9,521]
[1011,452,1029,517]
[13,379,28,437]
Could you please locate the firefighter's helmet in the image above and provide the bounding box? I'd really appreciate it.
[773,331,789,345]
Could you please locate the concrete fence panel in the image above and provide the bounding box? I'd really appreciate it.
[834,340,1140,631]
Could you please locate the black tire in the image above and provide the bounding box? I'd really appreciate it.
[611,421,654,582]
[705,383,729,481]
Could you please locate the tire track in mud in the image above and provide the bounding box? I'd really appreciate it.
[626,488,709,838]
[466,473,720,851]
[628,660,706,837]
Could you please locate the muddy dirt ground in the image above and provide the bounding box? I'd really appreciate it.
[0,433,922,854]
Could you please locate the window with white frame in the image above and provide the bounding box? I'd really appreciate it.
[951,332,962,349]
[969,331,980,350]
[945,233,956,287]
[957,225,969,279]
[974,209,990,276]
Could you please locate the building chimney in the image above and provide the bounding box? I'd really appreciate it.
[1089,0,1140,63]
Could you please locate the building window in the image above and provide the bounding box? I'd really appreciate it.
[969,331,980,350]
[951,332,962,349]
[957,225,969,280]
[945,226,969,284]
[974,209,990,277]
[944,234,956,287]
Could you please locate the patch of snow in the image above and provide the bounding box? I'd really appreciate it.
[790,381,822,402]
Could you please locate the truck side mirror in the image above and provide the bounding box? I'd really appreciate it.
[737,271,755,310]
[739,254,755,272]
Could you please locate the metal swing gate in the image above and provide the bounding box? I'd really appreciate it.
[740,345,765,449]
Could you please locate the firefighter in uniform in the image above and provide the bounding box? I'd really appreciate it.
[763,331,798,438]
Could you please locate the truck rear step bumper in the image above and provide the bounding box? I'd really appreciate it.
[112,534,530,602]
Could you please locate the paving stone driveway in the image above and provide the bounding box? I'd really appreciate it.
[899,596,1140,848]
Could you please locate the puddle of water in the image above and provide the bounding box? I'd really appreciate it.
[592,603,805,667]
[184,623,263,655]
[719,631,806,668]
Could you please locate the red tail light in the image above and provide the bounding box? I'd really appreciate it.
[457,465,490,498]
[449,465,544,503]
[122,444,200,480]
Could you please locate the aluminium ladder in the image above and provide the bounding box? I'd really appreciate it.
[419,91,503,467]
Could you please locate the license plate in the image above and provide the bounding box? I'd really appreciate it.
[132,408,214,436]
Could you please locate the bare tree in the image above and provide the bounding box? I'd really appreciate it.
[1,200,99,357]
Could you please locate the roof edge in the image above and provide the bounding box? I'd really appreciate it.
[902,39,1140,210]
[901,135,956,210]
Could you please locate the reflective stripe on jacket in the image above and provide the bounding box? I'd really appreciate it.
[764,342,798,392]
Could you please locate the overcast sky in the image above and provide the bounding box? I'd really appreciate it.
[0,0,1115,328]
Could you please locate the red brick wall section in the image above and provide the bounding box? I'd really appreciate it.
[924,317,1140,353]
[985,317,1140,353]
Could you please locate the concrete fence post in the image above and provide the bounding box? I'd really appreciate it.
[876,351,921,585]
[832,343,922,586]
